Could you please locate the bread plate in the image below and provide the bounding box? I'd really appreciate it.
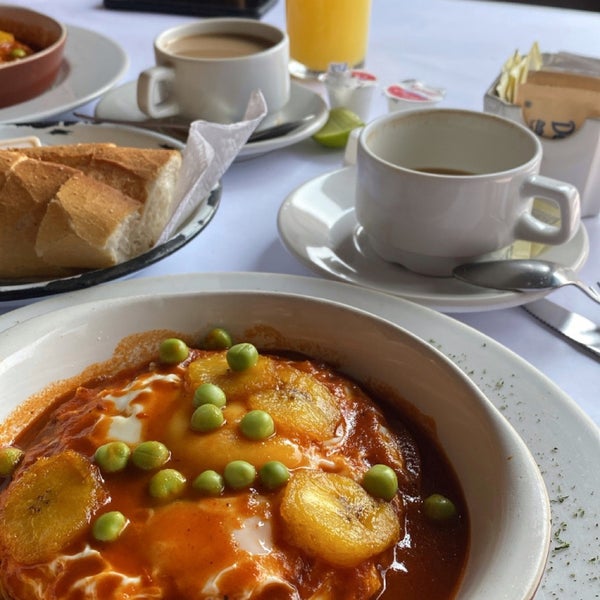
[0,122,221,301]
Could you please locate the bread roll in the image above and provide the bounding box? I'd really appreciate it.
[0,152,76,278]
[35,173,142,270]
[0,143,183,279]
[19,144,182,251]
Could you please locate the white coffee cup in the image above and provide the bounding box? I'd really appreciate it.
[353,109,581,276]
[137,18,290,123]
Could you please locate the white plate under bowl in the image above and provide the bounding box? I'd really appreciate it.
[0,25,127,124]
[277,166,589,313]
[95,80,329,158]
[0,288,550,600]
[0,123,220,302]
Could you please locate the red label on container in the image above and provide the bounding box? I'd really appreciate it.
[352,70,377,82]
[387,85,429,101]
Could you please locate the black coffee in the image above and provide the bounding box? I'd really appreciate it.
[414,167,475,176]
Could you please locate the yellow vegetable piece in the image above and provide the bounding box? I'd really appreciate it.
[249,364,342,441]
[0,450,107,564]
[280,470,401,567]
[188,352,278,400]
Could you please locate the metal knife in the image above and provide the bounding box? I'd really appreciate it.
[522,298,600,359]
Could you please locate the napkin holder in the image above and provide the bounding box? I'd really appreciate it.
[484,52,600,218]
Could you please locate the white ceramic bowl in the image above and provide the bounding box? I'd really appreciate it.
[0,291,550,599]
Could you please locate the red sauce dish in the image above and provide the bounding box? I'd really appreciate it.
[0,6,67,108]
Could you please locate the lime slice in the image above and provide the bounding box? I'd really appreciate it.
[313,107,364,149]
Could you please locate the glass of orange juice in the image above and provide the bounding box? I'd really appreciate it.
[286,0,372,79]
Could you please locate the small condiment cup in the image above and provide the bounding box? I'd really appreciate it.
[323,63,377,120]
[385,79,445,112]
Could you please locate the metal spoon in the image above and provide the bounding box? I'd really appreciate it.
[73,112,315,143]
[453,259,600,304]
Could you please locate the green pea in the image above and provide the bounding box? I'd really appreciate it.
[193,382,227,408]
[0,446,24,478]
[192,469,225,496]
[131,441,170,470]
[259,461,290,490]
[240,410,275,440]
[10,48,27,59]
[423,493,457,521]
[159,338,189,364]
[190,403,225,432]
[149,468,187,500]
[223,460,256,490]
[362,464,398,501]
[204,327,233,350]
[94,441,131,473]
[92,511,129,542]
[226,343,259,372]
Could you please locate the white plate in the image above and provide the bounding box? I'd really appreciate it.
[0,272,597,600]
[277,166,590,313]
[95,80,329,158]
[0,26,128,124]
[0,120,182,149]
[0,123,220,303]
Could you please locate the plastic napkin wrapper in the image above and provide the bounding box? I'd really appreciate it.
[157,90,267,243]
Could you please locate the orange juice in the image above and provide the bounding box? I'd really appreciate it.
[286,0,371,76]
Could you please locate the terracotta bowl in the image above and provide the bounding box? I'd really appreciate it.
[0,5,67,108]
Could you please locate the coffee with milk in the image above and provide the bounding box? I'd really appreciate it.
[166,33,273,59]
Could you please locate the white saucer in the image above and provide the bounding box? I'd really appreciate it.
[0,26,128,124]
[277,166,590,313]
[95,80,329,159]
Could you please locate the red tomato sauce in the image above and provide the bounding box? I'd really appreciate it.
[0,32,35,62]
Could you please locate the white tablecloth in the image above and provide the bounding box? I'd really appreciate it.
[4,0,600,427]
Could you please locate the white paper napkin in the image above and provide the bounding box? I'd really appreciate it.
[157,90,268,243]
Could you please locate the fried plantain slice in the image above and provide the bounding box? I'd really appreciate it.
[249,365,342,442]
[280,470,401,568]
[0,450,107,564]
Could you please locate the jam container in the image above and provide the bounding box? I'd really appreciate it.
[322,63,378,120]
[385,79,445,112]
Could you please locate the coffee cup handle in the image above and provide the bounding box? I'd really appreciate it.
[137,66,179,119]
[514,174,581,245]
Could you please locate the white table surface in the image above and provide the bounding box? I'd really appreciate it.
[4,0,600,431]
